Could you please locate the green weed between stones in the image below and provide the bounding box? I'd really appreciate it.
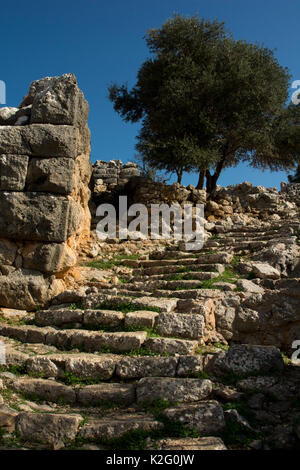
[61,371,105,386]
[86,254,139,270]
[96,301,161,314]
[72,399,203,450]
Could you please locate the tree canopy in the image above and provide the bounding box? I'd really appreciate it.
[109,14,300,192]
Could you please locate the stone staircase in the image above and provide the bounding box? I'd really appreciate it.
[0,219,299,450]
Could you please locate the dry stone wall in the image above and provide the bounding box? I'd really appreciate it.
[92,160,140,194]
[0,74,92,310]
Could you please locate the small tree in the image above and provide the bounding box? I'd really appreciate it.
[109,15,299,192]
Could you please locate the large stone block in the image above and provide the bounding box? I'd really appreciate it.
[0,268,64,310]
[0,192,82,242]
[22,242,77,273]
[16,412,83,449]
[0,124,78,158]
[25,74,89,126]
[0,154,29,190]
[26,157,75,194]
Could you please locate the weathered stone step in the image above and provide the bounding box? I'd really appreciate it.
[36,308,158,330]
[101,279,207,291]
[83,294,179,313]
[0,324,147,352]
[206,237,296,249]
[78,413,163,442]
[96,289,154,298]
[151,288,225,299]
[131,271,219,282]
[131,263,225,276]
[0,322,199,355]
[120,252,233,267]
[9,377,136,405]
[8,376,213,406]
[35,308,124,328]
[150,437,227,450]
[150,250,200,260]
[162,401,225,435]
[13,411,162,449]
[35,308,207,341]
[136,377,212,403]
[27,352,120,379]
[2,345,212,379]
[215,232,293,241]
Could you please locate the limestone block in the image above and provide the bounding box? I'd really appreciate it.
[0,124,78,158]
[0,154,29,190]
[22,242,77,273]
[27,157,76,194]
[29,73,89,126]
[0,268,64,310]
[0,192,82,242]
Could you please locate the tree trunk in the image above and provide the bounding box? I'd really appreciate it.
[205,170,212,193]
[176,168,183,185]
[196,170,206,189]
[206,149,229,194]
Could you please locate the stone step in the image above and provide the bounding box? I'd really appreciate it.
[96,288,154,298]
[34,307,207,341]
[149,437,227,450]
[120,252,233,267]
[101,279,207,291]
[131,271,219,282]
[151,289,225,299]
[0,341,211,379]
[83,294,179,313]
[12,410,162,449]
[215,232,293,241]
[7,376,213,406]
[136,377,212,403]
[77,413,163,442]
[0,322,199,356]
[9,377,136,406]
[206,237,296,249]
[0,324,147,353]
[162,401,225,435]
[131,263,225,276]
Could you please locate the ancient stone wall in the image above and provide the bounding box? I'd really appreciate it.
[92,160,140,194]
[0,74,92,310]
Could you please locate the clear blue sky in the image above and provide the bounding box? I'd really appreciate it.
[1,0,299,189]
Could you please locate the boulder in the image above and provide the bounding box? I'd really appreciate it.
[22,243,77,273]
[210,344,284,377]
[0,269,64,310]
[29,74,89,127]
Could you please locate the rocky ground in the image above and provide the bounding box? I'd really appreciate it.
[0,214,299,451]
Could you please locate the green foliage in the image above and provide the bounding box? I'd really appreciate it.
[288,164,300,183]
[109,14,298,191]
[200,266,239,289]
[96,301,161,314]
[61,371,104,386]
[86,254,139,270]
